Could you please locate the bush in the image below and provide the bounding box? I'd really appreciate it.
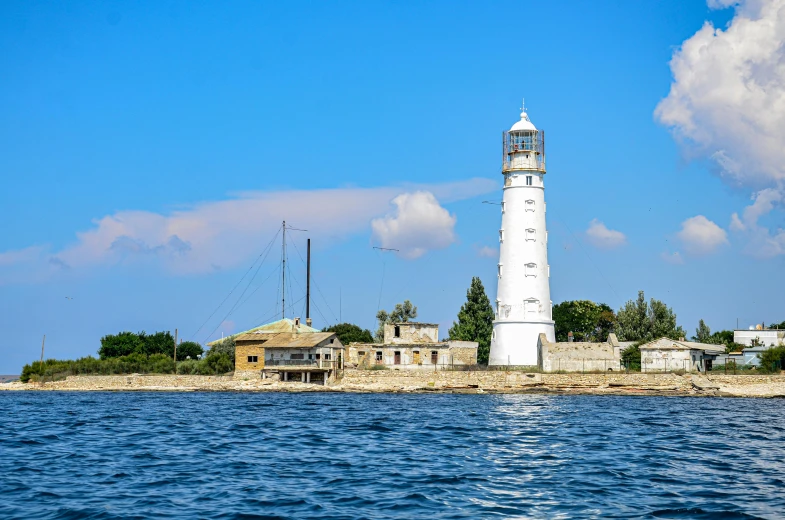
[203,353,234,375]
[177,359,200,375]
[758,346,785,373]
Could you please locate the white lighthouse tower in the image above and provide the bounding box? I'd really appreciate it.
[488,103,555,366]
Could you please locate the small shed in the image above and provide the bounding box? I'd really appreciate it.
[639,338,725,373]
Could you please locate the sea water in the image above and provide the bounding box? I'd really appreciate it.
[1,392,783,519]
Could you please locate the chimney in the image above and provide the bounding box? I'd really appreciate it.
[306,318,313,327]
[294,317,301,327]
[567,331,574,343]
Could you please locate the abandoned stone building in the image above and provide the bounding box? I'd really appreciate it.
[537,333,624,372]
[639,338,724,373]
[347,323,479,370]
[234,330,344,384]
[383,322,440,344]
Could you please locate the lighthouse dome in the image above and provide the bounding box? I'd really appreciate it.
[510,110,537,131]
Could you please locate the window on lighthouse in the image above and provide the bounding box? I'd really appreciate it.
[525,228,536,241]
[525,199,535,211]
[526,176,533,186]
[525,263,537,277]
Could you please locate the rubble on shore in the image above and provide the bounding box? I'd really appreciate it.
[2,370,785,397]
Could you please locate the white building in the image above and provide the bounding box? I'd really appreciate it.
[639,338,725,373]
[489,104,555,366]
[733,329,785,347]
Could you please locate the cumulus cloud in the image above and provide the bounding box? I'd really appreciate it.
[729,188,785,256]
[370,191,457,259]
[585,219,626,249]
[676,215,729,255]
[656,0,785,257]
[0,178,495,282]
[656,0,785,188]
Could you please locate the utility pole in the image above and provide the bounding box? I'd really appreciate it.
[173,328,178,367]
[39,334,45,385]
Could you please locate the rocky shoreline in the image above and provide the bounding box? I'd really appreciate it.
[2,370,785,397]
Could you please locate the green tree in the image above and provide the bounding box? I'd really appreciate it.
[176,341,204,361]
[615,291,686,342]
[98,331,143,359]
[620,343,642,371]
[693,319,712,343]
[208,337,236,363]
[758,345,785,373]
[706,329,745,353]
[448,277,494,365]
[139,331,175,357]
[552,300,616,342]
[322,323,374,345]
[375,300,418,341]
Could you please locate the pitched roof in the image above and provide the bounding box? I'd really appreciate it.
[639,337,725,353]
[207,318,320,346]
[235,331,342,349]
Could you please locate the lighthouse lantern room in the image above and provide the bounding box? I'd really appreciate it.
[488,103,556,367]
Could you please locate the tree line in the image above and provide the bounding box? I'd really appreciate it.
[324,279,776,368]
[20,331,234,383]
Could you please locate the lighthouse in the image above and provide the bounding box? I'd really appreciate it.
[488,104,555,366]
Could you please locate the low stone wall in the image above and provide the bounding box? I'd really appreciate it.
[341,369,688,389]
[707,374,785,384]
[44,374,235,390]
[3,370,784,397]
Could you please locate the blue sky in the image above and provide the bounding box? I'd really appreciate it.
[2,0,783,373]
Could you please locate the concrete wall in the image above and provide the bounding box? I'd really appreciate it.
[383,323,439,344]
[347,342,477,370]
[538,334,620,372]
[734,330,785,347]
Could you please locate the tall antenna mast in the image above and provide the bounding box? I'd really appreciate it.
[281,220,286,319]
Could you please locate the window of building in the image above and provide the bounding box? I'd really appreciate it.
[358,351,366,357]
[501,201,506,213]
[290,353,304,360]
[376,351,383,362]
[394,325,400,338]
[324,353,331,360]
[499,229,504,243]
[394,351,401,365]
[315,353,321,360]
[413,350,420,364]
[525,199,535,211]
[525,262,537,277]
[431,351,438,364]
[526,176,533,186]
[498,264,503,278]
[525,228,536,241]
[247,355,258,363]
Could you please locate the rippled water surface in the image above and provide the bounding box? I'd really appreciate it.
[1,393,784,519]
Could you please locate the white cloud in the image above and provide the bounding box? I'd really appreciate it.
[370,191,457,259]
[676,215,729,255]
[729,188,785,257]
[585,219,626,249]
[0,246,45,267]
[656,0,785,258]
[660,251,685,265]
[656,0,785,189]
[0,179,495,281]
[475,245,498,258]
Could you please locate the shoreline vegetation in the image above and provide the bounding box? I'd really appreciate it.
[3,370,785,398]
